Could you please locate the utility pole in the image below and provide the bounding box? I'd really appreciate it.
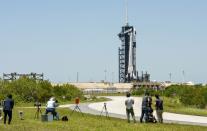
[125,0,128,25]
[68,76,70,83]
[76,72,79,83]
[169,73,172,82]
[104,70,107,83]
[182,70,185,83]
[112,72,114,84]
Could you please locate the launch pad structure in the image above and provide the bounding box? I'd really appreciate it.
[118,0,150,83]
[3,72,44,81]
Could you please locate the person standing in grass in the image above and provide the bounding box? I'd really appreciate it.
[140,92,149,123]
[3,94,14,125]
[155,94,163,123]
[125,92,136,123]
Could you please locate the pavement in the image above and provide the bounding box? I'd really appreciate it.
[64,96,207,126]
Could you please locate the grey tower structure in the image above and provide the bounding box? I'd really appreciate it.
[118,1,150,83]
[118,24,137,83]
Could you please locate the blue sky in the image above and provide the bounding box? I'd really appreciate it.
[0,0,207,83]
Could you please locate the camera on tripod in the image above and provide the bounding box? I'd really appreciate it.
[34,101,42,119]
[0,100,4,107]
[34,102,41,107]
[100,102,109,118]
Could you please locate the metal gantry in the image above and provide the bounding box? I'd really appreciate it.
[118,23,137,83]
[3,72,44,81]
[118,0,150,83]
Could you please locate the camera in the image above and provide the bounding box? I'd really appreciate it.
[0,100,4,107]
[34,102,41,107]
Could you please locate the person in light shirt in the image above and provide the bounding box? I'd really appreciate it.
[125,92,136,123]
[45,97,59,120]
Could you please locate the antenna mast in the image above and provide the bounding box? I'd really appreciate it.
[125,0,129,25]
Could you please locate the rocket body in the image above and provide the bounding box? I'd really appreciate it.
[118,25,137,82]
[127,28,136,79]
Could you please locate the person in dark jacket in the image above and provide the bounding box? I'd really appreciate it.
[140,92,149,123]
[155,94,163,123]
[3,94,14,124]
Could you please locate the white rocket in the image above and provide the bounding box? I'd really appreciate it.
[127,28,136,79]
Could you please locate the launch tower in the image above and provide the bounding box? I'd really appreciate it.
[118,0,150,83]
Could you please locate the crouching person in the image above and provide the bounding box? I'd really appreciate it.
[125,92,136,123]
[45,97,59,120]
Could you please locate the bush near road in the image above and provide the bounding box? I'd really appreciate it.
[131,85,207,116]
[0,77,83,104]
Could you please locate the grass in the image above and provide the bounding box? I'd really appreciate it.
[92,93,126,96]
[16,96,110,107]
[0,108,207,131]
[161,97,207,116]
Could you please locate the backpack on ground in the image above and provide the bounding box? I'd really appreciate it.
[61,116,68,121]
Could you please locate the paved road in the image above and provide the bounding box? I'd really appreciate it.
[64,96,207,126]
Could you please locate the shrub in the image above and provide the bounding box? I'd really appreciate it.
[131,84,207,109]
[0,77,83,103]
[52,84,83,101]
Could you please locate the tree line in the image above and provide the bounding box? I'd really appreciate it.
[131,85,207,109]
[0,77,83,104]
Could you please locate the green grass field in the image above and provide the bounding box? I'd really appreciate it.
[16,96,110,107]
[0,108,207,131]
[161,97,207,116]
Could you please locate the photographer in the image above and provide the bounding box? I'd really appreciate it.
[45,97,59,120]
[3,94,14,124]
[155,94,163,123]
[125,92,136,123]
[140,92,149,123]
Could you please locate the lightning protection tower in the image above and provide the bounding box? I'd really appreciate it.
[118,0,137,83]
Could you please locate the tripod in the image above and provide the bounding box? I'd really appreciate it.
[70,104,84,116]
[0,108,2,120]
[34,106,42,119]
[100,103,109,118]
